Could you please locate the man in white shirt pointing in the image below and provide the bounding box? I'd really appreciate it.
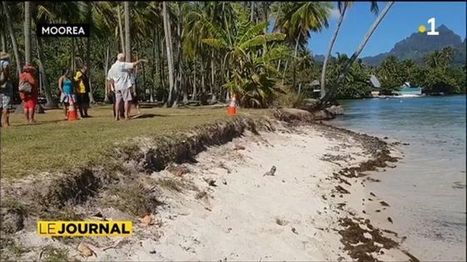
[107,53,147,120]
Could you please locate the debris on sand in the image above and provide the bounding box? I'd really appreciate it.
[203,178,217,187]
[263,166,277,176]
[275,218,288,226]
[291,227,298,234]
[338,217,399,262]
[78,242,96,257]
[166,164,190,177]
[380,201,390,207]
[233,144,246,150]
[335,185,350,194]
[139,214,156,226]
[452,181,466,189]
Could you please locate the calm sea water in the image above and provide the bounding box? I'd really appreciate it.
[332,95,466,260]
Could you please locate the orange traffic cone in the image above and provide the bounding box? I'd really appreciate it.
[227,95,237,116]
[67,99,78,121]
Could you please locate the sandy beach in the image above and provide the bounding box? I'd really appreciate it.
[9,122,417,261]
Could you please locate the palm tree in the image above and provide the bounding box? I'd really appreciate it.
[117,4,125,53]
[2,2,21,75]
[322,1,394,104]
[162,1,175,106]
[319,1,379,99]
[124,1,130,62]
[201,3,287,107]
[272,2,331,88]
[24,1,31,64]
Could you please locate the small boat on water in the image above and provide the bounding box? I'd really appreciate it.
[393,86,424,97]
[372,84,424,98]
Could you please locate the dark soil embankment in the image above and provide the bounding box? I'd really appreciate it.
[0,116,277,232]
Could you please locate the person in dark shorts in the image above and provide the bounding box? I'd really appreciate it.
[0,52,12,127]
[74,65,90,118]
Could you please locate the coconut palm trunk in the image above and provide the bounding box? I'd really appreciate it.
[163,1,175,107]
[320,4,348,99]
[24,1,31,64]
[1,31,6,52]
[292,36,300,89]
[86,3,95,104]
[124,1,130,61]
[2,2,21,75]
[173,4,182,108]
[342,2,394,78]
[36,37,55,107]
[192,65,197,101]
[210,51,216,102]
[104,43,110,103]
[324,1,394,103]
[117,4,125,53]
[71,38,75,72]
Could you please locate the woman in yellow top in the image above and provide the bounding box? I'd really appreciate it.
[74,65,90,118]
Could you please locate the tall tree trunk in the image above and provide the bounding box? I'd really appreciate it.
[281,60,289,84]
[250,1,255,21]
[2,2,21,75]
[292,37,300,90]
[1,30,6,52]
[173,4,182,108]
[124,1,130,61]
[200,58,206,104]
[324,1,395,103]
[86,3,95,103]
[163,1,175,107]
[320,5,347,99]
[36,37,55,107]
[150,28,156,102]
[210,51,216,102]
[117,4,125,53]
[104,43,110,103]
[159,34,166,100]
[24,1,31,64]
[71,38,75,72]
[344,1,394,75]
[192,64,197,101]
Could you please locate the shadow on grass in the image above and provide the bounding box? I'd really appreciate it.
[13,119,67,127]
[132,113,167,119]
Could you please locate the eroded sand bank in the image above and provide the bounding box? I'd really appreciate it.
[15,124,414,261]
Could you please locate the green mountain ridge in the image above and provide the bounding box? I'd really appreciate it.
[362,25,466,66]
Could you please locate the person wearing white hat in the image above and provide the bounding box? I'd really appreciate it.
[0,52,12,127]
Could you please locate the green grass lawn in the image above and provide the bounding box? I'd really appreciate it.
[1,104,268,179]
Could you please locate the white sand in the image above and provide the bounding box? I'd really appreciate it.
[15,125,410,261]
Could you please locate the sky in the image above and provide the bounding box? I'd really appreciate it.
[307,1,466,57]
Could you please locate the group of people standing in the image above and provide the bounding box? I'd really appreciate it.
[1,51,41,126]
[57,66,91,119]
[0,51,147,128]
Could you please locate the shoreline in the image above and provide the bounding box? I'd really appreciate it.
[0,111,418,261]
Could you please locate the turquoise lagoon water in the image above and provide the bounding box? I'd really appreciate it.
[332,95,466,260]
